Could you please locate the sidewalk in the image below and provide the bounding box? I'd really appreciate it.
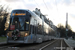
[0,41,6,44]
[64,38,75,48]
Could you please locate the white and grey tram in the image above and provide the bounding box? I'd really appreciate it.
[7,9,56,43]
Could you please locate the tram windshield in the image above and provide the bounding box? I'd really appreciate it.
[9,17,29,31]
[9,10,31,31]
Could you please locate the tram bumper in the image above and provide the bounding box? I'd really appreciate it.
[7,37,28,43]
[7,40,24,43]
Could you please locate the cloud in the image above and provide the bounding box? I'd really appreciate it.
[67,14,75,31]
[1,0,75,31]
[63,0,71,5]
[70,14,75,18]
[24,4,37,10]
[5,0,21,2]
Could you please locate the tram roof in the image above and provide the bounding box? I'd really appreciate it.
[12,9,30,12]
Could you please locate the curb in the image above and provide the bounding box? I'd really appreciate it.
[64,39,71,47]
[0,42,6,45]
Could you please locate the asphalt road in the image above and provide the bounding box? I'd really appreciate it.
[0,39,73,50]
[0,40,55,50]
[42,39,69,50]
[15,40,55,50]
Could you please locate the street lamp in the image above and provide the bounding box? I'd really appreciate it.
[66,13,68,39]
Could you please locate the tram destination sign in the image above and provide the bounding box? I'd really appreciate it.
[13,13,26,16]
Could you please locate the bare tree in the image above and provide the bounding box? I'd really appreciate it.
[0,5,10,36]
[57,23,65,29]
[57,23,73,37]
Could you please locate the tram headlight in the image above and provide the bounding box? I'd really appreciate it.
[7,33,9,36]
[25,33,28,36]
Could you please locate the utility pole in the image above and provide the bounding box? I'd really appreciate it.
[66,13,68,39]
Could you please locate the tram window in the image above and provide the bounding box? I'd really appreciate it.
[26,11,30,16]
[30,25,32,34]
[9,17,27,31]
[26,22,29,30]
[31,26,34,34]
[32,26,35,34]
[33,26,34,34]
[24,21,29,31]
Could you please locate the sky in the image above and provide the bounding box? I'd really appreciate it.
[0,0,75,32]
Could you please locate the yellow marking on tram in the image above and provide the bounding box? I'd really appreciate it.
[13,13,26,16]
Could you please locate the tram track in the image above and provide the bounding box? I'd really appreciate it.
[0,39,74,50]
[0,40,54,50]
[39,39,57,50]
[40,39,73,50]
[0,43,19,49]
[14,39,56,50]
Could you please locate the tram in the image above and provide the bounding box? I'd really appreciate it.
[7,9,56,43]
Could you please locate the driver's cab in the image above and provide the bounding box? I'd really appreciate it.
[7,10,31,38]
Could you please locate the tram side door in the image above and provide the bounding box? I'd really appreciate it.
[34,19,37,42]
[34,20,37,35]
